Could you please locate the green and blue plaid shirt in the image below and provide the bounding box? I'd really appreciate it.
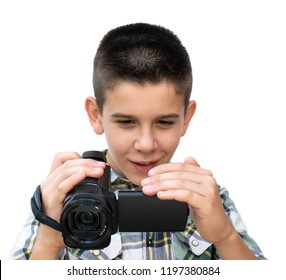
[10,170,265,260]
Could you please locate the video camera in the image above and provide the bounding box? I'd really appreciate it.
[32,151,189,249]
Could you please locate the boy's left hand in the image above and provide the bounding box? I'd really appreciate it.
[141,157,235,244]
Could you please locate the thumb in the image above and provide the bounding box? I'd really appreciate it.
[184,156,200,167]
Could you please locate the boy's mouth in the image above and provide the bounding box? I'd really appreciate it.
[130,161,157,173]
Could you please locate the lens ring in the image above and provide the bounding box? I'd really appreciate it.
[60,197,115,248]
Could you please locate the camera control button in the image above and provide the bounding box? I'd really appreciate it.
[92,250,100,256]
[191,239,199,247]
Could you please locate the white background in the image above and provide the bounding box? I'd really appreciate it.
[1,0,285,262]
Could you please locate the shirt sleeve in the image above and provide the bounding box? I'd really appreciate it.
[9,211,68,260]
[219,186,266,259]
[9,211,39,259]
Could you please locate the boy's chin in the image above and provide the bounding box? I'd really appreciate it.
[129,178,144,187]
[125,174,145,187]
[116,164,151,186]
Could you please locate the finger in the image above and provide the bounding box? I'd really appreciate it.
[142,171,208,195]
[156,189,205,209]
[148,161,212,177]
[48,152,82,174]
[142,179,207,198]
[143,169,206,185]
[48,152,106,174]
[43,158,106,190]
[54,169,87,203]
[184,156,200,167]
[42,165,104,194]
[43,169,87,207]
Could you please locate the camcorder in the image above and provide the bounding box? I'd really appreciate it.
[31,151,189,250]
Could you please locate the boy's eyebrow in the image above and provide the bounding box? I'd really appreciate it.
[111,113,180,119]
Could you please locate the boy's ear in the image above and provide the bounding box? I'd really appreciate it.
[181,100,196,137]
[85,96,104,135]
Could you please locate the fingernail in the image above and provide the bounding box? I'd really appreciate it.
[93,167,102,172]
[148,169,156,176]
[141,178,150,186]
[143,185,153,191]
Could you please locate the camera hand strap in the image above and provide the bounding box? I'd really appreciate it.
[31,185,62,232]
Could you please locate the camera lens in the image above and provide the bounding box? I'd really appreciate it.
[79,212,96,225]
[75,211,100,230]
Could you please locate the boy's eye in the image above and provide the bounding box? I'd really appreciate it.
[116,119,135,126]
[157,120,174,127]
[115,119,175,127]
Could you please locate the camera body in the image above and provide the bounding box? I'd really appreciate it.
[60,151,189,249]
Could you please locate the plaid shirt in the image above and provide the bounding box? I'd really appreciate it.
[10,171,265,260]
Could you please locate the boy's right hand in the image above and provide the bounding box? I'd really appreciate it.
[41,152,106,223]
[32,152,106,256]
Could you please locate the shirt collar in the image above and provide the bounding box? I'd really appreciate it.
[110,168,142,192]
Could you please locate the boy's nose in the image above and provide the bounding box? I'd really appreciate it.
[134,128,158,153]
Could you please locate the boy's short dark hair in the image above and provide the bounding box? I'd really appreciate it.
[93,23,193,113]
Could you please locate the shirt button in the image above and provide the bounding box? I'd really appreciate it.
[93,250,100,256]
[147,239,154,247]
[191,239,199,247]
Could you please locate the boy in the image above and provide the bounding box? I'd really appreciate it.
[11,23,265,260]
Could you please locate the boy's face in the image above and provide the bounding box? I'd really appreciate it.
[86,81,196,186]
